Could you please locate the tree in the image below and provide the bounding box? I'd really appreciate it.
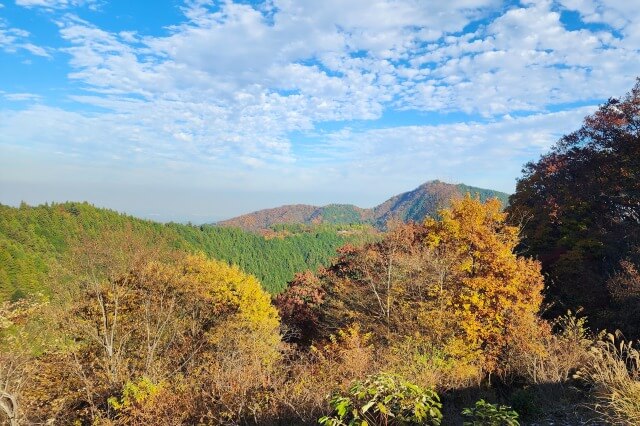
[508,78,640,336]
[274,270,325,344]
[422,197,545,372]
[314,197,545,377]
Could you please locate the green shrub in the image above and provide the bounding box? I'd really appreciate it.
[462,399,519,426]
[318,372,442,425]
[108,377,165,412]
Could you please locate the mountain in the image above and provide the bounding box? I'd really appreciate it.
[218,180,510,231]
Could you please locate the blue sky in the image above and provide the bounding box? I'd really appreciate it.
[1,0,639,222]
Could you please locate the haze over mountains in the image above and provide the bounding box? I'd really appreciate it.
[218,180,509,231]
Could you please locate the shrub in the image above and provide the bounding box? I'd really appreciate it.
[266,325,377,425]
[108,377,164,412]
[318,372,442,426]
[504,311,591,385]
[274,270,325,344]
[462,400,519,425]
[20,253,283,424]
[384,335,483,391]
[311,324,375,385]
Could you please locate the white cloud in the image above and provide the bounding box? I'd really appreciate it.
[401,0,640,115]
[303,106,596,193]
[15,0,99,9]
[0,18,50,57]
[50,1,501,163]
[557,0,640,47]
[55,1,640,123]
[558,0,640,29]
[3,92,42,101]
[0,103,292,166]
[0,101,596,195]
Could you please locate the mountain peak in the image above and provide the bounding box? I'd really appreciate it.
[217,181,509,231]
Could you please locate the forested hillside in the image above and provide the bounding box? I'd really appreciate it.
[218,180,509,231]
[371,181,509,227]
[0,202,376,300]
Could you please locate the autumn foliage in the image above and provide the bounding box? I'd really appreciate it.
[422,197,545,373]
[5,229,281,425]
[508,79,640,337]
[274,270,325,344]
[276,197,546,389]
[7,80,640,425]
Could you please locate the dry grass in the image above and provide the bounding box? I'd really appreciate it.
[574,331,640,424]
[524,313,592,385]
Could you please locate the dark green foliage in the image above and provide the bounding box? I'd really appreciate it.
[508,389,543,420]
[456,184,510,207]
[314,204,368,224]
[0,202,375,299]
[270,222,376,235]
[168,223,373,293]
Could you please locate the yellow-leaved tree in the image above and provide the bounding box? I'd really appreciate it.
[423,196,546,374]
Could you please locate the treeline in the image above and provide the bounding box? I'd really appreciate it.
[0,202,377,300]
[2,197,551,425]
[456,183,509,206]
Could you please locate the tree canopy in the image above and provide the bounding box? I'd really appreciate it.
[508,78,640,336]
[14,250,281,424]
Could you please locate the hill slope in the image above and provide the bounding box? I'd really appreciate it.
[218,180,509,231]
[0,202,376,301]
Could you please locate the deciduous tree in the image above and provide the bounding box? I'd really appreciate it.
[508,78,640,337]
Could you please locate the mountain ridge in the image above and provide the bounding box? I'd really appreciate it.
[218,180,509,231]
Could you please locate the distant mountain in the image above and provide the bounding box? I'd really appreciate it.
[218,180,510,231]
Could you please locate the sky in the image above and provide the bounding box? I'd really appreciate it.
[1,0,639,223]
